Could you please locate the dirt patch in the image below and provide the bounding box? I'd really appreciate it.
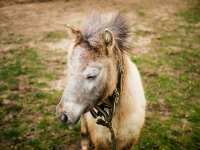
[0,0,56,8]
[0,0,186,36]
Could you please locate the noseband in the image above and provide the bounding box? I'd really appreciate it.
[89,52,124,150]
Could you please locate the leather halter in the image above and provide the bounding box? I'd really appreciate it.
[89,54,124,150]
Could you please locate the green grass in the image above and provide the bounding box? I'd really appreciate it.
[137,10,145,17]
[42,31,68,42]
[133,5,200,148]
[134,47,200,149]
[178,1,200,23]
[0,47,79,150]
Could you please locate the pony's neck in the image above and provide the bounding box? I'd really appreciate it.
[112,55,131,125]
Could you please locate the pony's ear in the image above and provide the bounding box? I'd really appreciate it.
[103,29,114,46]
[102,29,115,54]
[66,25,83,43]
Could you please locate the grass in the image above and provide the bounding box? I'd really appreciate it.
[0,1,200,149]
[0,33,30,45]
[0,47,79,150]
[178,1,200,23]
[137,9,145,17]
[133,5,200,149]
[42,31,68,42]
[134,47,200,149]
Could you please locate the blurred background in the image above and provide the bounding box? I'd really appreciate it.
[0,0,199,149]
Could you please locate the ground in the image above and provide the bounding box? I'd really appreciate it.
[0,0,199,149]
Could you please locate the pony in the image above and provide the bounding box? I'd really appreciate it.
[56,12,146,150]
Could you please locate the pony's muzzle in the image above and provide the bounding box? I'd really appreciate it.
[56,101,69,123]
[56,105,71,124]
[56,101,85,125]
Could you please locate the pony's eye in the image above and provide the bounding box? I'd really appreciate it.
[83,67,100,80]
[86,71,98,80]
[86,74,97,80]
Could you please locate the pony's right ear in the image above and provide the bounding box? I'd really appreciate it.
[66,25,83,43]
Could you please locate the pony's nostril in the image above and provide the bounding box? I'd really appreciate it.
[60,113,68,123]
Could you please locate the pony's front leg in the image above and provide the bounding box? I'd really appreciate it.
[81,117,90,150]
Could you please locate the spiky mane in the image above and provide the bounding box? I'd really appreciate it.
[82,12,130,51]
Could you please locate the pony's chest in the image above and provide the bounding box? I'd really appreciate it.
[95,118,134,141]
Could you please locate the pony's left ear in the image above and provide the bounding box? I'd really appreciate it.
[102,29,115,54]
[66,25,83,43]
